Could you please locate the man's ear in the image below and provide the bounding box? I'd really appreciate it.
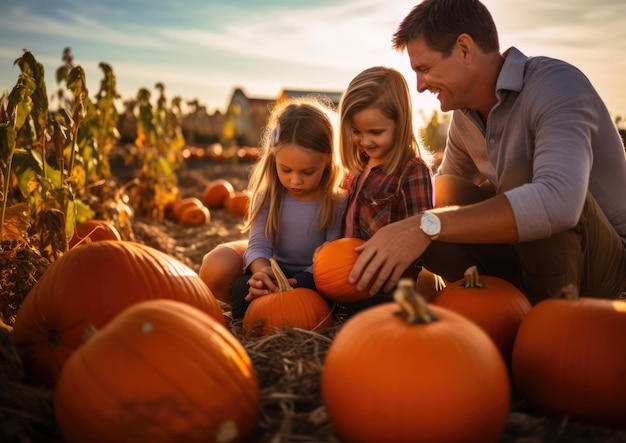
[456,33,475,63]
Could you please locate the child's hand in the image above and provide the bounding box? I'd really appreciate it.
[244,267,295,301]
[245,266,276,300]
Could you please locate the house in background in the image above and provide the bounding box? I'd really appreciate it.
[222,87,344,148]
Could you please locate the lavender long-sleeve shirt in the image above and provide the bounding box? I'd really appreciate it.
[440,47,626,244]
[243,194,346,275]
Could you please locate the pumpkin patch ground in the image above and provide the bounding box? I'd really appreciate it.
[1,158,625,443]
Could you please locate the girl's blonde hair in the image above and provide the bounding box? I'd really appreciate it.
[339,66,422,175]
[242,96,343,244]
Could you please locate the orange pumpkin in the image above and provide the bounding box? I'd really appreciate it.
[434,265,531,363]
[55,299,260,443]
[179,204,211,226]
[225,191,250,218]
[243,258,333,337]
[322,279,510,443]
[511,285,626,427]
[313,238,373,302]
[68,219,122,249]
[12,241,224,387]
[171,197,205,221]
[202,179,235,209]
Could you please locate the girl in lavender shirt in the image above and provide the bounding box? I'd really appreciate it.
[228,97,346,319]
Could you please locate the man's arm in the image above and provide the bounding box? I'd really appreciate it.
[349,194,519,294]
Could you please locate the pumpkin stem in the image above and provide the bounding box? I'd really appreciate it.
[463,265,485,289]
[554,283,580,301]
[393,278,438,324]
[269,258,293,291]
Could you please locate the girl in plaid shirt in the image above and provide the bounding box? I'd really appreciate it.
[334,66,435,315]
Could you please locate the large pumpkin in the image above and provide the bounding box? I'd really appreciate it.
[12,241,224,387]
[511,285,626,427]
[55,299,260,443]
[313,238,373,302]
[322,279,510,443]
[434,265,531,363]
[68,219,122,249]
[243,259,333,337]
[203,179,235,209]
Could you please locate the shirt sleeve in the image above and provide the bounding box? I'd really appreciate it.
[242,201,273,270]
[402,158,435,215]
[505,62,596,241]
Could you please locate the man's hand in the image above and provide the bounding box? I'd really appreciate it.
[348,216,429,294]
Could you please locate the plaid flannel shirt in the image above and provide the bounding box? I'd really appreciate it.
[343,156,434,240]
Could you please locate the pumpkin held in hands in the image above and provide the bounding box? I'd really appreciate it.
[313,238,373,302]
[322,279,510,443]
[55,299,260,443]
[12,241,224,387]
[243,259,333,337]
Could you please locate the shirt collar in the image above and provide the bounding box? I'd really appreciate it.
[497,46,528,94]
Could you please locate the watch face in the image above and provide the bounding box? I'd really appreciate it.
[422,213,440,236]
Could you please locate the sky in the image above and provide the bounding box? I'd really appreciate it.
[1,0,626,125]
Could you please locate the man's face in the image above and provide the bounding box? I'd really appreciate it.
[406,37,469,112]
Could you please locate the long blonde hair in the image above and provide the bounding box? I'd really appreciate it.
[339,66,422,176]
[243,96,343,244]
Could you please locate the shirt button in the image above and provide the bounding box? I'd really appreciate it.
[489,138,495,144]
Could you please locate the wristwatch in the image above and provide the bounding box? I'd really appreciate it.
[420,210,441,240]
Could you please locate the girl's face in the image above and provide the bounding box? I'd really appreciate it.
[349,107,396,167]
[275,143,329,201]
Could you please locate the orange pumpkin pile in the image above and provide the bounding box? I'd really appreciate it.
[12,241,224,386]
[55,299,259,443]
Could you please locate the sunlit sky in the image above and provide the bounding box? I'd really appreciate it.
[1,0,626,123]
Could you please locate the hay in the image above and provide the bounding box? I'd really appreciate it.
[230,318,342,443]
[0,326,63,443]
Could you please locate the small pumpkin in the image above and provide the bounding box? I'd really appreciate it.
[179,204,211,226]
[434,265,531,363]
[243,258,333,337]
[68,219,122,249]
[322,279,510,443]
[511,284,626,427]
[171,197,205,221]
[12,241,224,387]
[55,299,260,443]
[313,238,373,302]
[203,179,235,209]
[225,191,250,218]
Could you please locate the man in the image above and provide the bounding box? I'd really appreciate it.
[349,0,626,304]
